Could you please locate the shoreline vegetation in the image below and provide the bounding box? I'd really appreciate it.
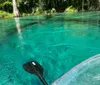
[1,8,100,19]
[0,0,100,19]
[0,6,78,19]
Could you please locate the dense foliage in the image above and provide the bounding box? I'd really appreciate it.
[0,0,100,14]
[0,10,13,19]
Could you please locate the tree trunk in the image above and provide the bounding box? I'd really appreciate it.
[13,0,20,17]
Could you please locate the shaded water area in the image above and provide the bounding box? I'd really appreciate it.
[0,11,100,85]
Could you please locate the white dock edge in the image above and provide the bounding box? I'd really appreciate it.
[52,54,100,85]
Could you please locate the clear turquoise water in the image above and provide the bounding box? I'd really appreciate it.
[0,11,100,85]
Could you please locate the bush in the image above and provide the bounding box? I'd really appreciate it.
[64,6,77,13]
[22,13,27,16]
[0,4,3,10]
[2,1,13,13]
[51,8,56,14]
[0,10,13,19]
[43,8,56,16]
[34,7,43,15]
[31,8,35,15]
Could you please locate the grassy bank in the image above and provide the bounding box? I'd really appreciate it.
[0,10,13,19]
[0,6,78,19]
